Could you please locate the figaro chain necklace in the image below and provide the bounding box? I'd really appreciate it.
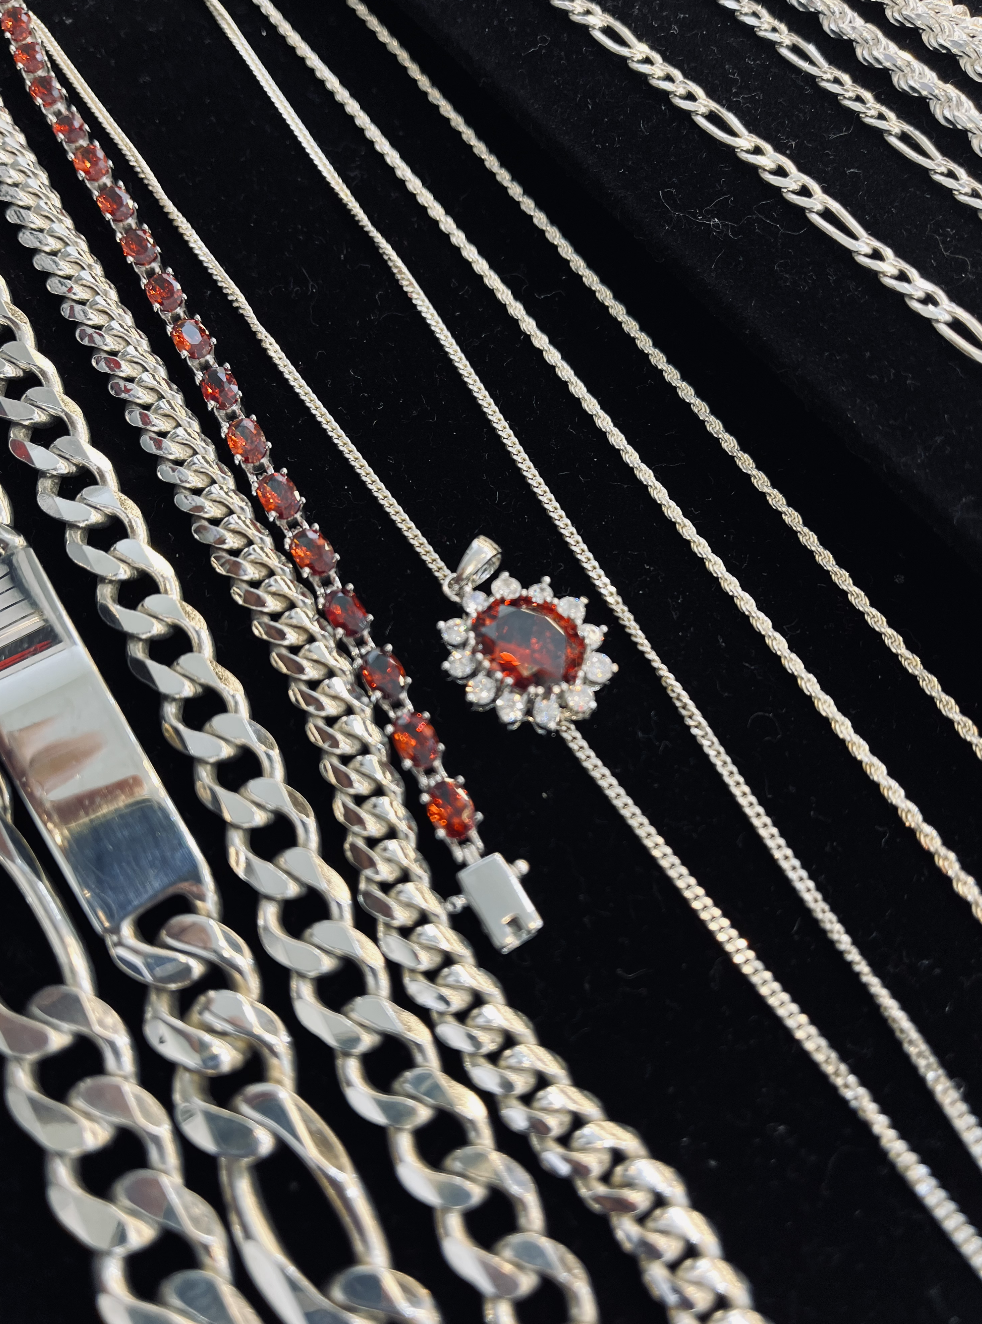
[10,5,982,1291]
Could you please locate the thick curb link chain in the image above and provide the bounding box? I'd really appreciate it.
[0,118,601,1324]
[344,0,982,757]
[0,766,262,1324]
[548,0,982,359]
[0,92,766,1324]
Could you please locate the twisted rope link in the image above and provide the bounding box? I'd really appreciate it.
[2,59,980,1316]
[205,0,982,924]
[868,0,982,82]
[0,108,598,1323]
[0,769,261,1324]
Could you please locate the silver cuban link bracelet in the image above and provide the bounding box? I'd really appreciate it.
[0,67,770,1324]
[0,261,598,1319]
[0,755,261,1323]
[546,0,982,361]
[0,277,453,1324]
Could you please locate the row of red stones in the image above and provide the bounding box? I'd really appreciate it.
[1,2,479,841]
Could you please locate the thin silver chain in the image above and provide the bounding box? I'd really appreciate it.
[23,3,982,1286]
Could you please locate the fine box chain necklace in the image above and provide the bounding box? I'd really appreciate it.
[0,280,458,1324]
[0,110,766,1324]
[0,267,603,1324]
[200,0,982,936]
[0,143,974,1324]
[11,15,982,1296]
[342,0,982,759]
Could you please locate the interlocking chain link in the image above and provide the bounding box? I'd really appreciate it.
[724,0,982,215]
[0,79,770,1324]
[0,118,598,1324]
[868,0,982,83]
[546,0,982,359]
[778,0,982,154]
[24,5,982,1289]
[343,0,982,756]
[0,763,263,1324]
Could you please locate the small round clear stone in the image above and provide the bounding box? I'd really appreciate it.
[527,581,552,603]
[462,589,489,615]
[490,572,522,600]
[446,650,477,679]
[583,652,614,684]
[581,624,604,650]
[440,618,469,647]
[496,689,526,725]
[565,684,596,717]
[532,693,561,730]
[557,595,586,625]
[466,674,497,706]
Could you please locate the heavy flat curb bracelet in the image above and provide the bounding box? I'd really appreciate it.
[0,90,765,1324]
[0,765,261,1324]
[236,0,982,932]
[0,276,453,1324]
[343,0,982,763]
[1,59,979,1307]
[24,0,982,1240]
[2,4,550,958]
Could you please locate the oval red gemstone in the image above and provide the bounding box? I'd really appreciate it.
[121,228,157,266]
[472,595,584,693]
[95,185,134,222]
[360,649,406,700]
[72,143,109,181]
[2,7,32,41]
[13,41,44,73]
[225,417,267,464]
[52,111,86,143]
[426,780,475,840]
[145,273,183,312]
[323,588,369,636]
[200,366,239,410]
[256,472,301,519]
[171,318,213,361]
[28,75,61,106]
[290,528,335,577]
[392,712,440,770]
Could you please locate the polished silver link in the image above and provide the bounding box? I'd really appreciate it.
[0,750,262,1323]
[0,120,593,1322]
[344,0,982,761]
[0,81,767,1324]
[21,5,982,1293]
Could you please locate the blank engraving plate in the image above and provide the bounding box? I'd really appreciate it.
[0,546,210,932]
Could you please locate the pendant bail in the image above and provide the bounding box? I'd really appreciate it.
[444,535,501,602]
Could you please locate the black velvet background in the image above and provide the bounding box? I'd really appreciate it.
[1,1,982,1321]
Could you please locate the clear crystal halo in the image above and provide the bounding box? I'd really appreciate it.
[438,569,616,732]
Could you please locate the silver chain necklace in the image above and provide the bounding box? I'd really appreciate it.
[17,0,982,1289]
